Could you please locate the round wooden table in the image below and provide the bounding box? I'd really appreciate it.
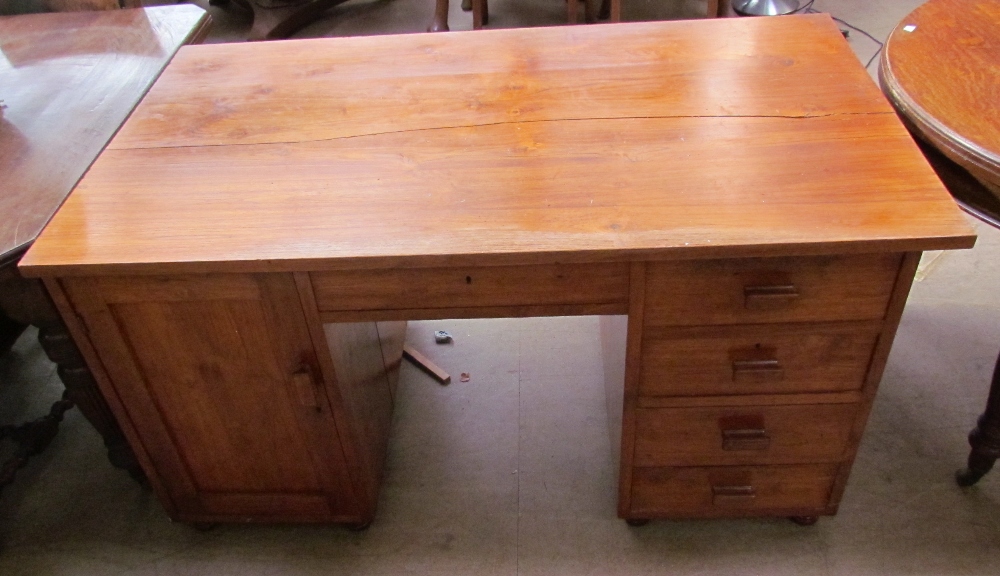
[879,0,1000,486]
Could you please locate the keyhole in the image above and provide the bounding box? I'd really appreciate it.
[466,276,472,284]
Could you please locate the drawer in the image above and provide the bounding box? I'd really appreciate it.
[633,403,857,467]
[311,262,628,313]
[630,463,838,517]
[644,254,901,326]
[639,323,880,397]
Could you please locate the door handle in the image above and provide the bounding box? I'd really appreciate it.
[712,484,756,505]
[744,284,799,309]
[732,359,784,383]
[292,364,321,412]
[721,428,771,451]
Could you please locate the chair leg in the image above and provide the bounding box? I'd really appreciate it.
[472,0,488,28]
[707,0,721,18]
[429,0,449,31]
[609,0,621,22]
[957,348,1000,486]
[598,0,611,20]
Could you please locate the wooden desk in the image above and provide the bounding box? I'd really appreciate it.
[879,0,1000,487]
[20,16,976,527]
[0,5,210,488]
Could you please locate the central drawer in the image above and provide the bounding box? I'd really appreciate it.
[312,262,629,313]
[633,403,858,467]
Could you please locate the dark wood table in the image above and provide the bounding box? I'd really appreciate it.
[0,5,211,492]
[879,0,1000,486]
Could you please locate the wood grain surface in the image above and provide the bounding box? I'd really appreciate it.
[880,0,1000,194]
[0,5,210,264]
[643,254,901,327]
[629,463,839,518]
[20,15,974,277]
[633,402,858,467]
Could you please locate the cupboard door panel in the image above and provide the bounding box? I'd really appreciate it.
[66,274,355,521]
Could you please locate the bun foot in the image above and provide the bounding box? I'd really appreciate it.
[789,516,818,526]
[191,522,217,532]
[626,518,650,527]
[346,520,372,531]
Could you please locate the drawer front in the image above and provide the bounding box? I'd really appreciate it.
[640,324,879,397]
[630,464,838,517]
[312,262,629,312]
[633,403,857,467]
[644,254,901,326]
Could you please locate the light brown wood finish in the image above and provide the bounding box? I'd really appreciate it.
[60,274,358,522]
[633,403,858,467]
[630,463,839,518]
[827,251,921,507]
[322,321,398,523]
[402,344,451,384]
[20,17,977,527]
[640,322,881,397]
[644,254,901,327]
[0,5,210,264]
[19,16,974,277]
[312,263,628,314]
[377,322,408,401]
[616,262,647,517]
[880,0,1000,197]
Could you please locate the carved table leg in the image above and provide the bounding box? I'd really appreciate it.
[0,258,143,482]
[1,393,74,495]
[0,310,27,358]
[901,138,1000,488]
[957,349,1000,486]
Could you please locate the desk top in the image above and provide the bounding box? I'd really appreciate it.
[21,15,975,277]
[880,0,1000,192]
[0,5,210,266]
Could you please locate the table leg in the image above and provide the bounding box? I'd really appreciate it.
[0,259,143,483]
[0,310,27,358]
[957,350,1000,486]
[429,0,449,31]
[223,0,354,41]
[902,138,1000,487]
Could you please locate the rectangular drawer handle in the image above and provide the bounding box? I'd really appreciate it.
[732,359,785,382]
[744,284,799,310]
[292,366,321,412]
[712,485,756,504]
[721,428,771,451]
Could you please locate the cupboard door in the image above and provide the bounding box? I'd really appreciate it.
[64,274,357,522]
